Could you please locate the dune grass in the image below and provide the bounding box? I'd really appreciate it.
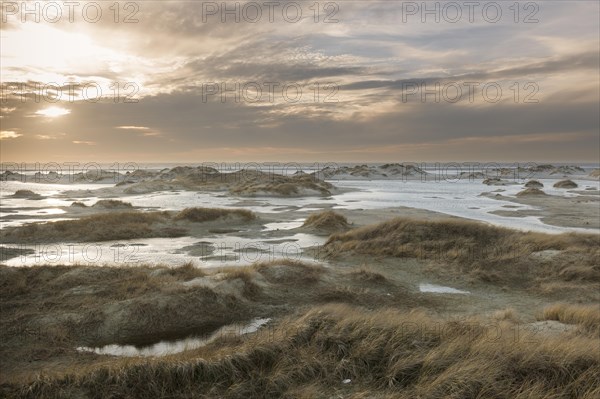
[539,303,600,335]
[516,187,546,196]
[324,217,600,290]
[91,199,133,208]
[348,266,387,283]
[228,173,333,196]
[302,210,350,232]
[219,259,326,286]
[524,180,544,188]
[554,180,578,189]
[10,190,44,199]
[174,207,255,223]
[9,304,599,398]
[0,207,257,243]
[0,211,176,243]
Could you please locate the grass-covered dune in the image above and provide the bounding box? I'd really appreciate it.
[111,167,336,197]
[325,217,600,297]
[302,210,350,234]
[0,259,427,386]
[2,217,599,397]
[6,303,600,398]
[0,207,257,244]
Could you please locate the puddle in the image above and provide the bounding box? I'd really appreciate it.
[262,219,304,231]
[77,318,271,357]
[419,283,470,294]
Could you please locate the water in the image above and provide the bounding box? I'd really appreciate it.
[330,179,599,234]
[419,283,470,294]
[2,174,598,267]
[3,233,326,267]
[77,317,271,357]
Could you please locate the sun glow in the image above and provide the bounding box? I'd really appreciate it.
[36,107,71,118]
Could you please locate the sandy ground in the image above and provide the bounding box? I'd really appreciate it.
[485,190,600,229]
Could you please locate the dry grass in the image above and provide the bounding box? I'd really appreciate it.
[220,259,326,286]
[229,173,333,197]
[492,307,520,323]
[174,207,255,222]
[349,266,387,283]
[8,304,599,398]
[524,180,544,188]
[11,189,44,199]
[0,263,252,385]
[554,179,578,188]
[0,259,426,388]
[302,210,350,232]
[161,261,207,281]
[253,259,325,284]
[516,187,546,196]
[539,303,600,335]
[91,199,133,209]
[0,207,257,243]
[324,217,600,290]
[0,211,176,243]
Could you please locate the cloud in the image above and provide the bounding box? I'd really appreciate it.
[0,1,598,162]
[117,126,151,130]
[0,130,21,139]
[35,133,66,140]
[35,107,70,118]
[116,125,160,136]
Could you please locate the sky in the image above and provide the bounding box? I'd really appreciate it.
[1,0,599,163]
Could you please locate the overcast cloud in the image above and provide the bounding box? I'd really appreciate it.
[1,0,598,162]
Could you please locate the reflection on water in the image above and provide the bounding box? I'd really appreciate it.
[77,318,271,357]
[4,231,327,267]
[419,283,470,295]
[262,219,305,231]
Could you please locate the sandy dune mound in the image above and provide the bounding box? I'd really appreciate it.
[325,217,599,289]
[302,210,350,233]
[1,170,120,184]
[459,171,486,179]
[314,163,427,180]
[524,180,544,188]
[229,173,333,197]
[174,207,255,222]
[116,167,334,197]
[516,188,547,197]
[483,177,513,186]
[0,207,257,243]
[9,189,45,200]
[553,180,578,189]
[523,164,585,176]
[92,200,134,209]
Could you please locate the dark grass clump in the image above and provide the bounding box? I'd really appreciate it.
[516,187,546,196]
[553,180,578,189]
[174,207,255,223]
[0,211,176,243]
[302,210,350,232]
[91,200,133,209]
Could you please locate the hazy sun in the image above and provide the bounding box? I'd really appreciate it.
[36,107,70,118]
